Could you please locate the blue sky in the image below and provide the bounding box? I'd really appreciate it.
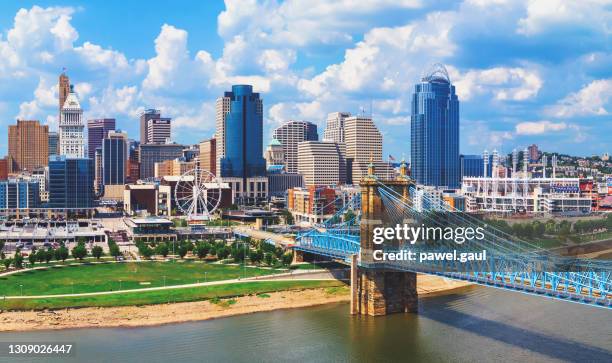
[0,0,610,158]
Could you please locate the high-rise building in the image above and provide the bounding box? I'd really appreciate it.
[460,154,484,178]
[411,64,460,189]
[215,96,231,176]
[48,155,94,210]
[48,132,59,156]
[198,138,216,174]
[272,120,318,173]
[139,109,171,144]
[323,112,350,143]
[0,179,41,210]
[58,71,70,118]
[216,85,268,204]
[139,143,184,180]
[94,148,103,195]
[87,118,116,159]
[59,85,85,158]
[0,157,8,180]
[218,85,266,178]
[8,120,49,173]
[343,115,391,183]
[154,158,196,178]
[297,141,346,186]
[528,144,540,162]
[102,131,128,185]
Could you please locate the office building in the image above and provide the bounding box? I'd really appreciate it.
[59,85,85,158]
[268,174,304,198]
[198,138,216,175]
[48,132,59,156]
[103,131,128,185]
[297,141,346,186]
[48,155,94,210]
[140,109,171,144]
[154,158,196,178]
[8,120,49,173]
[139,143,184,180]
[58,71,70,118]
[287,186,337,225]
[217,85,267,204]
[411,64,460,189]
[94,148,103,195]
[87,118,116,159]
[528,144,541,162]
[323,112,350,143]
[0,158,8,180]
[272,120,318,173]
[215,95,231,176]
[343,115,390,182]
[460,154,484,178]
[0,178,41,210]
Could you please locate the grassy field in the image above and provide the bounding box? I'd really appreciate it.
[0,261,283,296]
[0,280,345,310]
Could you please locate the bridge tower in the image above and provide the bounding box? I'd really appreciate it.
[351,160,418,315]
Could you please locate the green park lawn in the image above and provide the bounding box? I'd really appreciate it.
[0,280,345,310]
[0,261,284,296]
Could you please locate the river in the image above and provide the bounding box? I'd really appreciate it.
[2,286,611,362]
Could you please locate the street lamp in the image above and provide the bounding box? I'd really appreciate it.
[163,275,166,287]
[19,284,23,296]
[204,271,207,283]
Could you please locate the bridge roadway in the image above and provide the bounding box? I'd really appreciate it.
[232,226,294,247]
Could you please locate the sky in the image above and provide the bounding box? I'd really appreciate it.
[0,0,610,158]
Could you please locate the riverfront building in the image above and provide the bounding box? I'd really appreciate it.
[48,155,94,211]
[411,64,460,189]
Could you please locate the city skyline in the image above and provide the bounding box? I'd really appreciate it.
[0,2,609,159]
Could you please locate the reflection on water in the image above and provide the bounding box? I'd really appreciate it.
[2,286,611,363]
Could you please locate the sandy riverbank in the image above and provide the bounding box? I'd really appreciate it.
[0,275,471,332]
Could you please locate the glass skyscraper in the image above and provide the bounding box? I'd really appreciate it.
[220,85,266,179]
[102,135,127,185]
[411,64,460,189]
[48,155,94,209]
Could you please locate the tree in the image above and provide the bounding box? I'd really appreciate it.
[0,241,4,254]
[71,244,88,260]
[56,246,69,262]
[281,252,293,266]
[217,246,230,260]
[28,253,37,266]
[178,245,188,259]
[155,243,169,258]
[274,246,283,259]
[250,249,264,264]
[3,258,13,270]
[91,246,104,260]
[45,248,54,263]
[195,243,210,259]
[35,249,46,263]
[13,250,24,269]
[264,253,273,266]
[141,246,154,259]
[110,245,121,259]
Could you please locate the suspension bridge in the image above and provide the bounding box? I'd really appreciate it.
[293,162,612,315]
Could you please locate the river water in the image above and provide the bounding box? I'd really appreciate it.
[2,286,611,362]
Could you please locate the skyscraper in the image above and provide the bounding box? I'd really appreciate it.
[215,94,231,176]
[297,141,346,186]
[48,155,94,210]
[59,85,85,158]
[323,112,351,143]
[198,138,216,175]
[58,71,70,118]
[272,120,318,173]
[216,85,267,204]
[8,120,49,173]
[140,109,171,144]
[87,118,116,159]
[411,64,460,189]
[102,131,128,185]
[343,115,391,182]
[48,132,59,156]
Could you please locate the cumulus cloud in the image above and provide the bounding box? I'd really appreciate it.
[452,67,542,101]
[517,0,611,36]
[515,120,570,135]
[545,79,612,118]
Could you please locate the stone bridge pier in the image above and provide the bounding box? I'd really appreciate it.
[350,162,418,316]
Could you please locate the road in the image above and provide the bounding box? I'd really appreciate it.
[233,226,295,247]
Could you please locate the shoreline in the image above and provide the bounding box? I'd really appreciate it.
[0,275,472,332]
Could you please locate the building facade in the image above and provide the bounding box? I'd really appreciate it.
[102,131,128,186]
[323,112,350,143]
[48,155,94,210]
[140,109,171,145]
[139,143,184,180]
[460,154,484,178]
[87,118,116,159]
[297,141,346,186]
[0,179,41,210]
[154,158,196,178]
[8,120,49,173]
[58,71,70,118]
[48,132,59,156]
[343,115,391,183]
[59,86,85,158]
[198,138,216,175]
[287,186,337,225]
[272,120,318,173]
[411,64,460,189]
[264,139,285,170]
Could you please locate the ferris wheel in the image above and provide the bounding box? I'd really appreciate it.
[174,168,222,222]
